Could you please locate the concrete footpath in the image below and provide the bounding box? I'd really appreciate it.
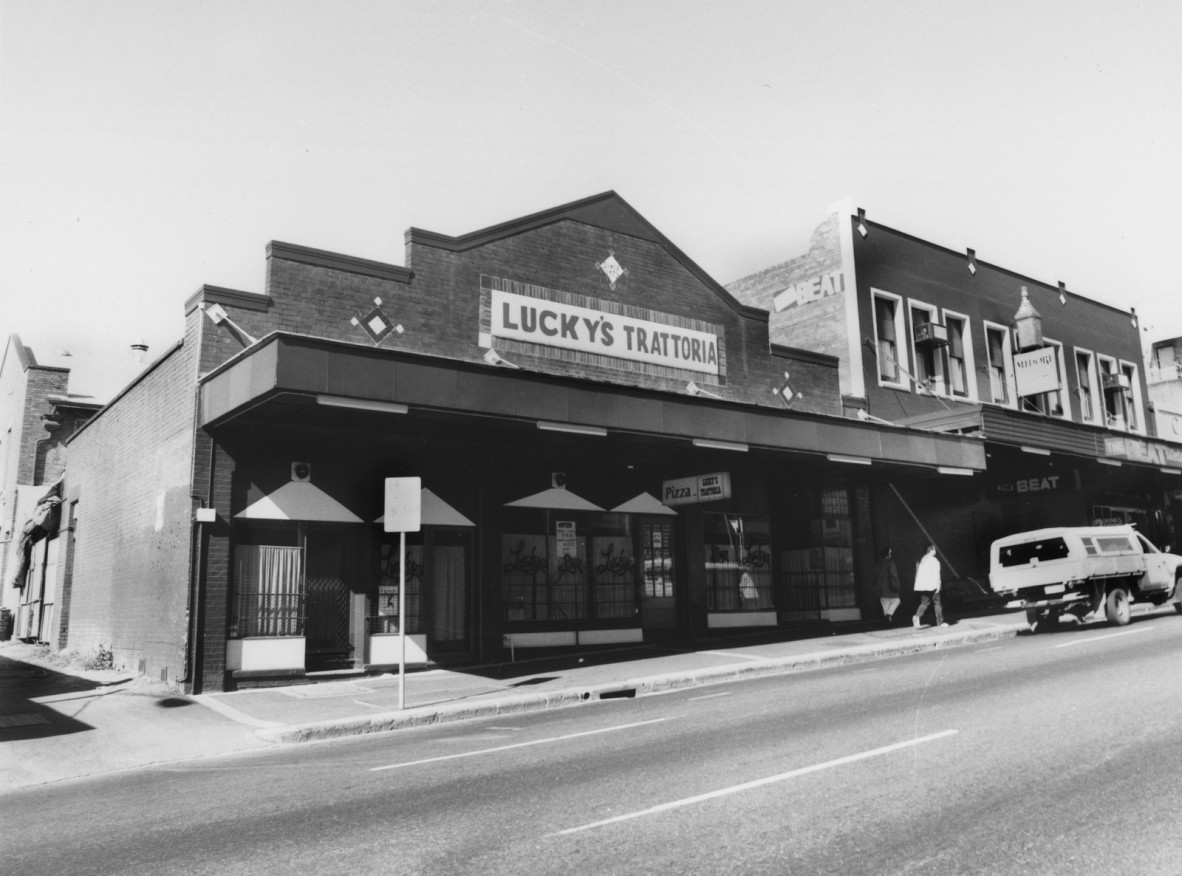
[0,612,1031,793]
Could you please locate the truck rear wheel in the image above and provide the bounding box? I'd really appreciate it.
[1105,587,1132,626]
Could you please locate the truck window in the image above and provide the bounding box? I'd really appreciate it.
[1094,536,1133,554]
[1135,533,1160,554]
[999,537,1070,567]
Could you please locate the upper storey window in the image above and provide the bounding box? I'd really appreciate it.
[1097,356,1143,432]
[873,292,907,389]
[984,323,1015,407]
[909,303,946,395]
[944,312,974,400]
[1076,349,1098,423]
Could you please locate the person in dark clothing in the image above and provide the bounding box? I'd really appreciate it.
[876,547,901,623]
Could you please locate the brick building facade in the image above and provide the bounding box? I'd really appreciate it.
[57,193,985,692]
[728,203,1182,596]
[0,335,105,642]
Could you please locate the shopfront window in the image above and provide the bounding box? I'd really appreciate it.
[778,488,857,618]
[703,514,773,611]
[230,525,303,638]
[373,537,424,634]
[502,511,642,622]
[642,521,675,598]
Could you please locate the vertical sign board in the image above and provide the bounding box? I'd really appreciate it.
[384,477,421,709]
[384,477,422,534]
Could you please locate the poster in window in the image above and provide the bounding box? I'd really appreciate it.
[556,521,577,558]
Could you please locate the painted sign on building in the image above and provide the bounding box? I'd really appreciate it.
[772,270,846,313]
[1104,436,1182,467]
[485,282,722,377]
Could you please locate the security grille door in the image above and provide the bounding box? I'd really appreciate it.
[304,534,353,670]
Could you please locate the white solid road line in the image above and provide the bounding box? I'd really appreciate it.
[555,729,959,836]
[370,718,668,772]
[687,692,732,701]
[1052,627,1151,648]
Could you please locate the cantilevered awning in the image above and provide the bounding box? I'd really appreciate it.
[199,334,987,476]
[505,486,605,511]
[237,481,362,522]
[609,492,677,515]
[372,487,475,527]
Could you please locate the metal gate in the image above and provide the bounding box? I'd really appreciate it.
[304,535,353,670]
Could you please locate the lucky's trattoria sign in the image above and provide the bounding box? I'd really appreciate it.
[490,287,721,376]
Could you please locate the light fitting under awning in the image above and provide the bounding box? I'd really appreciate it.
[505,486,605,511]
[609,492,677,516]
[236,481,362,522]
[372,487,475,527]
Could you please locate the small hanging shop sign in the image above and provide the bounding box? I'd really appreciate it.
[661,472,732,506]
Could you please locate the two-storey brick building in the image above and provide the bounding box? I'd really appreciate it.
[0,334,145,643]
[54,193,985,692]
[728,202,1182,595]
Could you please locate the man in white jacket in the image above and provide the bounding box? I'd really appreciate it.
[912,544,948,629]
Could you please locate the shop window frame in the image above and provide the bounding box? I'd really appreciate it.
[702,512,774,612]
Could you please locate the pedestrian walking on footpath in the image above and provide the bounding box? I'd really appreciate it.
[912,543,948,629]
[876,547,901,623]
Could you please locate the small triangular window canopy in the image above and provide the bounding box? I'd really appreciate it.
[372,487,475,527]
[505,486,605,511]
[237,481,362,522]
[609,492,677,516]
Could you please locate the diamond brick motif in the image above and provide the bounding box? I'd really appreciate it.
[359,307,393,343]
[600,254,624,286]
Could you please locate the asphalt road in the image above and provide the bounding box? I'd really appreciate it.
[4,613,1182,875]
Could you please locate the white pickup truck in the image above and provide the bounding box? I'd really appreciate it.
[989,525,1182,630]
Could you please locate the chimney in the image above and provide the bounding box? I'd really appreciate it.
[130,337,149,364]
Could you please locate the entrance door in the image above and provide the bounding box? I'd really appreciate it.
[640,520,677,631]
[427,530,471,656]
[304,530,354,671]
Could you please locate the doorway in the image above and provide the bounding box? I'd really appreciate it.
[304,528,355,671]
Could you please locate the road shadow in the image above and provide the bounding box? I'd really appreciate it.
[0,652,104,741]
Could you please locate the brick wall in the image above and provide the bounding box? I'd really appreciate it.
[224,211,842,419]
[62,340,196,682]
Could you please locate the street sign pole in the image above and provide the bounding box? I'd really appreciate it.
[399,529,406,710]
[384,477,421,711]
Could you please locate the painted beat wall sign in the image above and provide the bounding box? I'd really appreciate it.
[772,270,845,313]
[1105,436,1182,466]
[491,289,721,376]
[662,472,732,506]
[1014,346,1060,397]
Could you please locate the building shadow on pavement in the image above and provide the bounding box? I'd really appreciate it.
[0,652,117,741]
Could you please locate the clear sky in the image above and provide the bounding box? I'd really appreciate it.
[3,0,1180,384]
